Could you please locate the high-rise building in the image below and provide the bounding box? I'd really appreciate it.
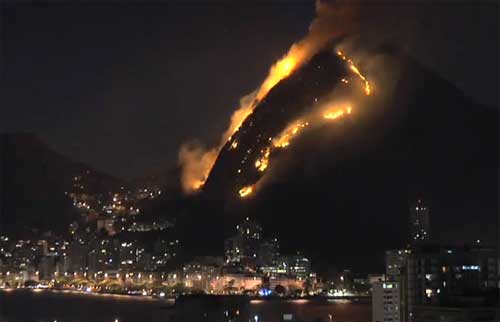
[372,281,402,322]
[409,200,430,243]
[406,243,498,317]
[386,249,409,280]
[385,250,410,322]
[235,217,262,240]
[118,240,148,270]
[224,217,262,270]
[68,239,88,272]
[278,254,311,279]
[88,238,119,272]
[257,238,280,267]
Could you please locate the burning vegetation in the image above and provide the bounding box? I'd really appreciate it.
[273,121,310,149]
[337,50,371,96]
[238,185,254,198]
[323,104,352,120]
[178,1,372,197]
[235,101,359,199]
[178,0,353,194]
[228,48,372,199]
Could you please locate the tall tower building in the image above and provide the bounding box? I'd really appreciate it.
[224,217,262,270]
[409,199,430,243]
[372,281,402,322]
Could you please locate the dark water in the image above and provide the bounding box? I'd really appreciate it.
[0,290,371,322]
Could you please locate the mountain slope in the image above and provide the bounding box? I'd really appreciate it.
[0,133,124,237]
[179,46,498,273]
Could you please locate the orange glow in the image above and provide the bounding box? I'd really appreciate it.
[192,180,205,190]
[180,46,372,194]
[258,55,298,100]
[324,110,345,120]
[179,47,306,193]
[273,121,309,149]
[255,147,271,172]
[178,145,218,193]
[323,104,353,120]
[337,50,371,96]
[239,186,254,198]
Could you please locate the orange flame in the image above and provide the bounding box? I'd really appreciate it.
[324,110,345,120]
[273,121,309,149]
[323,104,353,120]
[257,55,299,100]
[337,50,371,96]
[255,147,271,172]
[179,47,307,193]
[179,46,371,194]
[239,185,254,198]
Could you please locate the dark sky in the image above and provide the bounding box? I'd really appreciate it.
[1,1,498,179]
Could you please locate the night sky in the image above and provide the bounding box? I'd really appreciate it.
[1,1,498,179]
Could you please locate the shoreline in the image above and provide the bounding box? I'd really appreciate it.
[0,287,370,303]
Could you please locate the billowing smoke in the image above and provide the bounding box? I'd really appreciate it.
[178,0,360,194]
[178,142,219,192]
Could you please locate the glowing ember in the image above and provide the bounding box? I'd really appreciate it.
[255,147,271,172]
[239,186,254,198]
[273,121,309,149]
[324,110,344,119]
[179,47,305,193]
[231,51,371,199]
[337,50,371,96]
[192,180,205,190]
[181,46,372,194]
[323,105,353,120]
[178,145,218,193]
[258,56,298,99]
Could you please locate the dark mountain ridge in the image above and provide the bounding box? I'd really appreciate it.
[177,46,498,274]
[0,132,124,237]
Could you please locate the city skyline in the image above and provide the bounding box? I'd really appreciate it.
[0,1,498,321]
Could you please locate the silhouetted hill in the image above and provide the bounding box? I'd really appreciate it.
[0,133,123,237]
[176,46,498,274]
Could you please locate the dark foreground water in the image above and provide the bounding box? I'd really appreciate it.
[0,289,371,322]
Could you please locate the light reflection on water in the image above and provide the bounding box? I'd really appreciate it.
[1,289,370,322]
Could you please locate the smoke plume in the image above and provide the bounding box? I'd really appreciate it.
[178,0,358,194]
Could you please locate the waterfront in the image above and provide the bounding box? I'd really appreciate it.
[0,289,371,322]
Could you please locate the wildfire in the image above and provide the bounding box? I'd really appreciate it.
[238,185,254,198]
[273,121,309,149]
[192,180,205,190]
[179,46,306,193]
[239,103,355,198]
[324,110,344,120]
[178,144,219,193]
[255,147,271,172]
[323,105,353,120]
[180,44,372,195]
[228,52,303,142]
[258,56,298,100]
[231,51,371,198]
[336,50,371,96]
